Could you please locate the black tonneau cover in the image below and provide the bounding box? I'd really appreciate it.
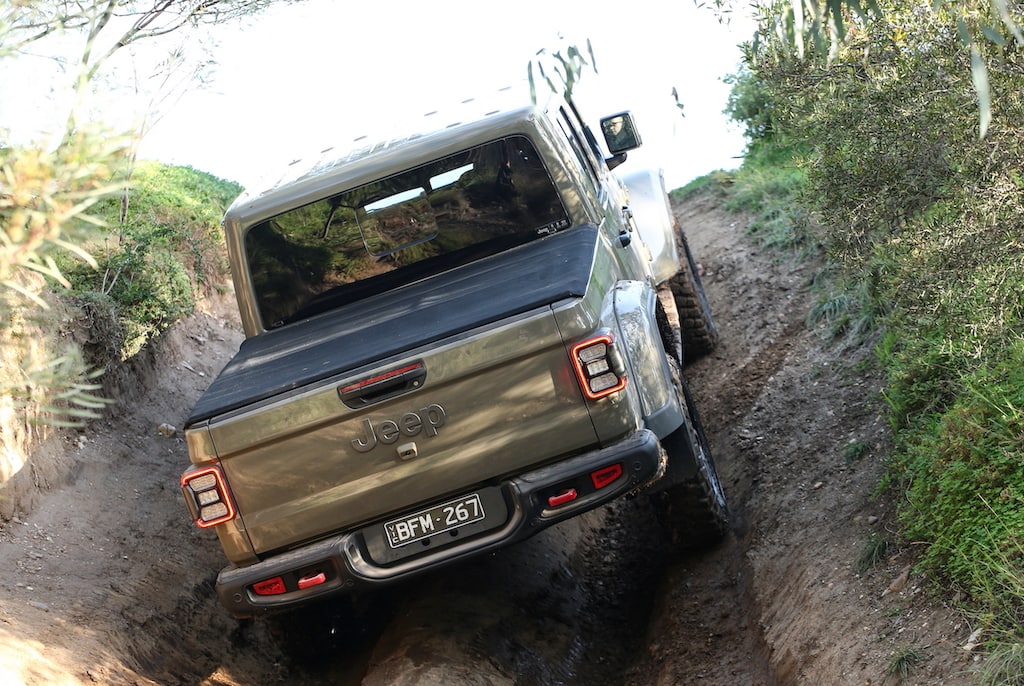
[187,226,600,426]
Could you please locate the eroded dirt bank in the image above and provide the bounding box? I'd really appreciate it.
[0,193,977,685]
[630,195,972,685]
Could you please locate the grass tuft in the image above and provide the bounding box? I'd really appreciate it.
[975,640,1024,686]
[844,440,870,463]
[856,534,889,574]
[886,646,926,683]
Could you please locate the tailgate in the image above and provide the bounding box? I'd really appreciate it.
[205,306,597,556]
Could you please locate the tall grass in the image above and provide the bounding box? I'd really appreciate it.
[717,0,1024,669]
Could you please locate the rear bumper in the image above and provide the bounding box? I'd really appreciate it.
[215,429,663,617]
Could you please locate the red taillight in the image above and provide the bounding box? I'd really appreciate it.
[570,334,627,400]
[180,465,236,528]
[252,577,286,596]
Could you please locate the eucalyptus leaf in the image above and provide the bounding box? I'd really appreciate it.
[970,47,992,138]
[981,23,1008,45]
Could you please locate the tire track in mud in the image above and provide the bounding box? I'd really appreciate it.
[635,195,971,686]
[624,332,810,686]
[624,194,814,686]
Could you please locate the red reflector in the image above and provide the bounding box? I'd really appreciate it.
[591,464,623,489]
[547,488,578,507]
[297,572,327,590]
[252,577,287,596]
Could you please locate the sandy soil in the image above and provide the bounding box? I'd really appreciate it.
[0,193,982,685]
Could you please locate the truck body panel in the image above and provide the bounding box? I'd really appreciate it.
[619,167,682,285]
[210,305,601,557]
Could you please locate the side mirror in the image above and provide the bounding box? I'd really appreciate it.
[600,112,642,155]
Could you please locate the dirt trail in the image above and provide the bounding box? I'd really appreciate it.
[629,194,972,685]
[0,193,977,685]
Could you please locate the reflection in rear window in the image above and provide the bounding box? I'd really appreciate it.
[246,136,570,329]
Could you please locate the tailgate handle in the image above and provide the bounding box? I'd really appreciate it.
[338,361,427,408]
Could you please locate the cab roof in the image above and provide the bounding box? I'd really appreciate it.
[226,84,564,227]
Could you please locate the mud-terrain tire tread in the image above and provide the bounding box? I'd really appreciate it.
[669,227,718,362]
[652,357,729,552]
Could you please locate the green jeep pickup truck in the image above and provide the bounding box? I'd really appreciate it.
[180,86,728,618]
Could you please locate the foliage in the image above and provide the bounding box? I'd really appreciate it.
[111,161,238,286]
[19,353,110,428]
[1,133,116,302]
[669,170,736,202]
[1,1,284,77]
[887,346,1024,624]
[729,142,816,252]
[528,38,598,103]
[688,136,816,254]
[844,439,869,463]
[1,131,123,422]
[805,265,884,342]
[62,162,241,363]
[0,0,266,431]
[736,0,1022,137]
[723,66,775,141]
[729,0,1024,663]
[975,639,1024,686]
[856,533,889,574]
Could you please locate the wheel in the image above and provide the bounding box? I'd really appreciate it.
[669,228,718,361]
[651,360,729,552]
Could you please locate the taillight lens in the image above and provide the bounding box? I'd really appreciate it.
[571,334,627,400]
[181,466,236,528]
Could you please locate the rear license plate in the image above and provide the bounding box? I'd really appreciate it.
[384,493,486,549]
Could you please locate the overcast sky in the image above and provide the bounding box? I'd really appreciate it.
[4,0,755,191]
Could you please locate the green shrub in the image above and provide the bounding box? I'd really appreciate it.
[976,639,1024,686]
[708,138,818,254]
[856,533,889,574]
[723,66,776,142]
[734,0,1024,655]
[886,646,927,683]
[62,162,241,364]
[669,171,734,202]
[891,344,1024,616]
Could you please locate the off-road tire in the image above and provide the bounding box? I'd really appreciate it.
[651,357,729,552]
[669,227,718,361]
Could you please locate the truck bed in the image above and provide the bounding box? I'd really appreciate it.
[187,226,601,426]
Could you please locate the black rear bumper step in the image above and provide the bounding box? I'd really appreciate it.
[215,428,662,617]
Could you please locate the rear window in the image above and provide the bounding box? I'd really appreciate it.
[246,136,570,329]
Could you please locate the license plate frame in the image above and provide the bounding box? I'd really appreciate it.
[384,492,486,549]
